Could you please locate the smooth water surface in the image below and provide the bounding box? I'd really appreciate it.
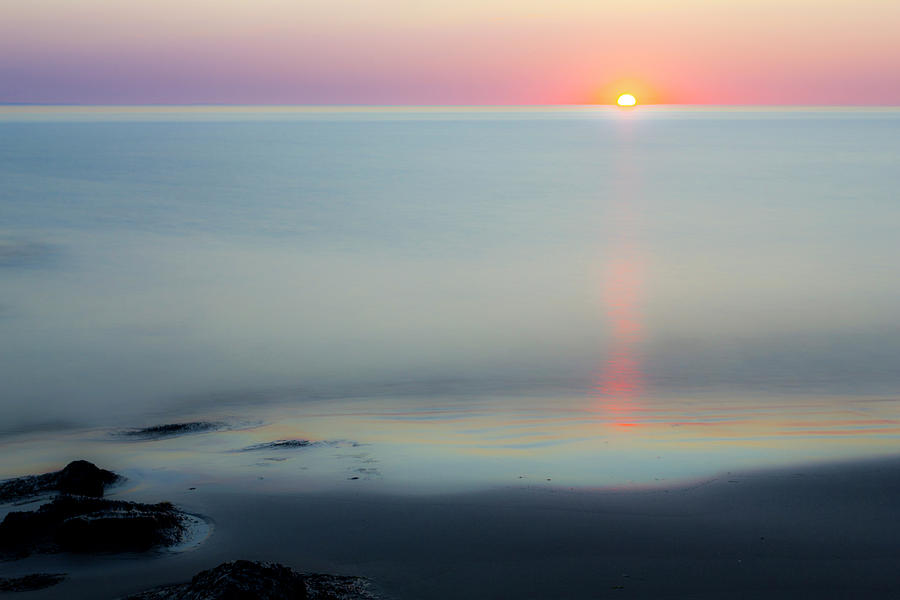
[1,106,899,489]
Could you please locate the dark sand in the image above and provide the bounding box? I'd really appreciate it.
[4,456,900,599]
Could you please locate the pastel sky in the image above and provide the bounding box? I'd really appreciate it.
[2,0,899,105]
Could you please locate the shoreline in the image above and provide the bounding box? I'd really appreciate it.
[5,454,900,599]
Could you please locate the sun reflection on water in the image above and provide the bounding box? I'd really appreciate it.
[595,123,646,422]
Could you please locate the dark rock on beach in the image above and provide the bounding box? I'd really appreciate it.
[123,560,379,600]
[0,460,120,503]
[237,439,359,452]
[0,573,66,592]
[57,460,121,497]
[120,422,223,440]
[239,439,313,452]
[0,496,187,558]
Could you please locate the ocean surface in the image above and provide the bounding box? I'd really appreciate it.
[2,106,899,490]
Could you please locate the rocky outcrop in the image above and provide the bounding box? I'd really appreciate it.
[239,439,313,451]
[122,560,379,600]
[237,439,360,452]
[0,460,120,502]
[56,460,121,496]
[120,422,224,440]
[0,496,187,558]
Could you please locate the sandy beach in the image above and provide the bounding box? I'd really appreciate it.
[3,454,898,599]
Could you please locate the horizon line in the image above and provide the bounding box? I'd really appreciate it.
[2,103,900,109]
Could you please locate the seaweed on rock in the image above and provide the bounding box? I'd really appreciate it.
[123,560,380,600]
[0,496,187,558]
[0,460,120,503]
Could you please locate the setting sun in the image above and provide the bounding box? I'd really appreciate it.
[617,94,637,107]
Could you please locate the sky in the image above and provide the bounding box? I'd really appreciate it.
[1,0,899,105]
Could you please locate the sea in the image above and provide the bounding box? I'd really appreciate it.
[1,106,899,492]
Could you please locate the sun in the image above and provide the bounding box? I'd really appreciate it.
[617,94,637,107]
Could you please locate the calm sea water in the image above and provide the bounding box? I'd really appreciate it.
[1,106,899,488]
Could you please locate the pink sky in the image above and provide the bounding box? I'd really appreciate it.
[2,0,899,105]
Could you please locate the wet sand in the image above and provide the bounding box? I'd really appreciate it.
[5,455,900,599]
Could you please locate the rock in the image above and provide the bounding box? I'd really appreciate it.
[236,440,358,453]
[0,473,57,503]
[0,573,66,592]
[0,460,121,503]
[123,561,380,600]
[239,439,313,452]
[0,496,187,558]
[304,573,378,600]
[56,460,121,497]
[121,422,223,440]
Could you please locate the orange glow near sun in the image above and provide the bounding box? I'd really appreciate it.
[590,78,664,105]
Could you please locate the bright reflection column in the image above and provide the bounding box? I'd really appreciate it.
[595,113,646,416]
